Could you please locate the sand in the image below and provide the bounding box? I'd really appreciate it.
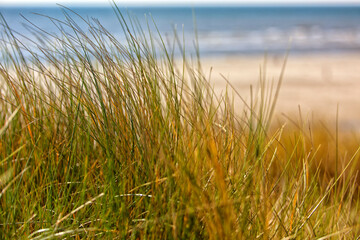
[198,53,360,130]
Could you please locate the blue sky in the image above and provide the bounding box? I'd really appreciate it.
[1,0,360,6]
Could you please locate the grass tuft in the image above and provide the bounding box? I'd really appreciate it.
[0,5,360,239]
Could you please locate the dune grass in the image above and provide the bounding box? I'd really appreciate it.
[0,5,360,239]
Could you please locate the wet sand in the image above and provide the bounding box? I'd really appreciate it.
[199,53,360,130]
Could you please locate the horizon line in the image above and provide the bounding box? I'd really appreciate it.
[1,2,360,7]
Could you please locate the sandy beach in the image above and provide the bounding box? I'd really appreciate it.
[199,53,360,130]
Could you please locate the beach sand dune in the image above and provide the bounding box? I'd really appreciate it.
[200,53,360,130]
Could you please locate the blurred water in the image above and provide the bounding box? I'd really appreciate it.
[1,6,360,56]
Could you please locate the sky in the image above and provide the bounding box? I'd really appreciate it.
[1,0,360,7]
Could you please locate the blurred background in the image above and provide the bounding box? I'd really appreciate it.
[1,0,360,129]
[0,0,360,55]
[1,0,360,56]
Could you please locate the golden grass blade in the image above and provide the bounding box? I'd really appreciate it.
[0,106,21,137]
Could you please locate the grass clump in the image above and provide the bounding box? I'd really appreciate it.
[1,6,360,239]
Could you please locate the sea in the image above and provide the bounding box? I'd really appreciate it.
[1,5,360,57]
